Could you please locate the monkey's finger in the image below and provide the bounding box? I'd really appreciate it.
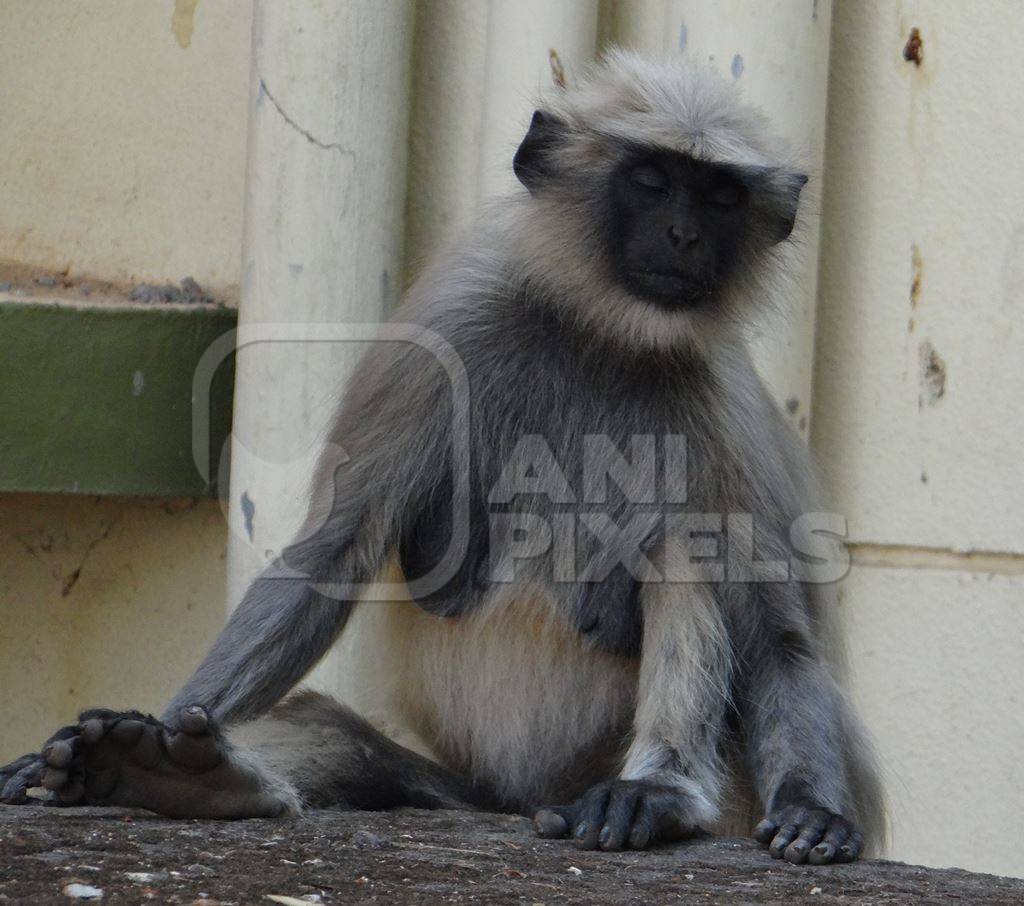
[79,719,105,744]
[626,791,687,850]
[574,786,612,850]
[176,704,211,735]
[43,736,81,769]
[835,829,864,863]
[1,753,41,785]
[41,767,69,791]
[56,770,86,805]
[598,786,640,851]
[809,815,853,865]
[533,806,573,838]
[627,806,655,850]
[108,718,145,748]
[0,757,44,804]
[123,722,164,769]
[768,821,802,859]
[783,811,830,864]
[654,808,694,843]
[753,817,779,844]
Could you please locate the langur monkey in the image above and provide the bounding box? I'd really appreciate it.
[2,50,883,865]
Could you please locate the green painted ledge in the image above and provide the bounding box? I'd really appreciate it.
[0,300,236,498]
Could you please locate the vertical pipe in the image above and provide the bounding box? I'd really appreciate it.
[406,1,600,278]
[227,2,415,691]
[605,0,833,436]
[477,0,600,199]
[405,0,490,280]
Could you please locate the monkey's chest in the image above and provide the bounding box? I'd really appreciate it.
[400,389,726,657]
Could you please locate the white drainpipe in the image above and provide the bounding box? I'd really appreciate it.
[225,0,415,676]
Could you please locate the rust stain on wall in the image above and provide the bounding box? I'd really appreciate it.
[172,0,200,49]
[910,244,923,308]
[918,340,947,407]
[903,27,923,67]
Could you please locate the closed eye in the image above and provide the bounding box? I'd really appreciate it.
[706,182,744,207]
[629,165,670,194]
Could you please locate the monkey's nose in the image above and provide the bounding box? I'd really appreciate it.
[668,224,700,250]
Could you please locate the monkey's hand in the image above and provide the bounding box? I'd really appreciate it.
[754,804,863,864]
[1,706,297,818]
[533,779,703,851]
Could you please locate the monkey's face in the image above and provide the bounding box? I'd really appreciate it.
[513,106,806,335]
[608,151,750,309]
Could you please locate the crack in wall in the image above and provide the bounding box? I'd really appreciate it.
[258,77,356,159]
[849,542,1024,577]
[61,518,120,597]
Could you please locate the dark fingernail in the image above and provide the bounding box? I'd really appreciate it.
[785,842,809,864]
[574,823,588,839]
[598,826,610,845]
[810,842,834,865]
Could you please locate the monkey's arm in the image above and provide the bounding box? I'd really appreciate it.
[162,338,458,727]
[534,541,732,850]
[737,572,865,865]
[616,555,731,825]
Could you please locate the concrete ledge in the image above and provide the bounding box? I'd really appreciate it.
[0,299,236,498]
[3,805,1022,904]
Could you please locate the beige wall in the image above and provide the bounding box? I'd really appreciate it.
[0,0,245,759]
[0,0,252,292]
[1,0,1023,882]
[814,0,1024,879]
[0,495,227,755]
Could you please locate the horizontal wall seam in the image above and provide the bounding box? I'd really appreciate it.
[848,542,1024,576]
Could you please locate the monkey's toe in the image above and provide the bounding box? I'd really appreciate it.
[0,723,93,806]
[755,806,861,865]
[163,705,222,771]
[533,807,572,838]
[0,753,46,804]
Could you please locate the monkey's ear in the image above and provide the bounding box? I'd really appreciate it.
[514,110,568,194]
[769,171,808,243]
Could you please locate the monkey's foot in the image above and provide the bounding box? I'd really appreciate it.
[533,779,703,851]
[2,706,298,819]
[754,805,863,865]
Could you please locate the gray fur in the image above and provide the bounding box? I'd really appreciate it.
[4,50,883,859]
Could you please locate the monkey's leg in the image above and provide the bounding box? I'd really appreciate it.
[535,554,731,850]
[740,579,865,865]
[24,692,487,818]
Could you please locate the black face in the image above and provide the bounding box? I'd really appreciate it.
[608,151,750,308]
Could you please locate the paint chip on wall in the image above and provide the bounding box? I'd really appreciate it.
[172,0,199,49]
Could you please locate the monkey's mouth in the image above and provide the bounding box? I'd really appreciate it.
[625,269,710,305]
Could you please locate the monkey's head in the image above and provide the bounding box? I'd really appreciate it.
[508,49,808,349]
